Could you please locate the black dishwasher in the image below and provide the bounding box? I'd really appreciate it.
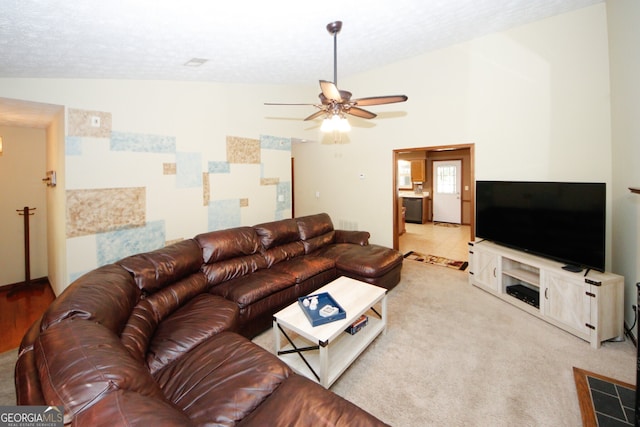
[403,198,423,223]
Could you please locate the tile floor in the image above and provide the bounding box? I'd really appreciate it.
[399,222,472,262]
[588,375,635,426]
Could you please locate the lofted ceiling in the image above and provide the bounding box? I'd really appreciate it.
[0,0,602,128]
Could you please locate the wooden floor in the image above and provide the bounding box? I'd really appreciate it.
[0,279,55,353]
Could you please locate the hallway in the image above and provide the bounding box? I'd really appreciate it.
[399,222,471,262]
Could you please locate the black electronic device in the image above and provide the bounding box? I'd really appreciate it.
[475,181,606,272]
[506,284,540,308]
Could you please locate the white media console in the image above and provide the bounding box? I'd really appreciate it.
[468,240,624,348]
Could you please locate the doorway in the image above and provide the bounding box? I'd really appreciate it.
[432,159,462,224]
[392,143,475,253]
[0,97,64,295]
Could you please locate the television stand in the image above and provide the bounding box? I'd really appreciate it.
[468,240,624,349]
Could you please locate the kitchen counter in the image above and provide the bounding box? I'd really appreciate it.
[398,192,429,199]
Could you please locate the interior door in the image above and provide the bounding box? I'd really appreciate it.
[432,160,461,224]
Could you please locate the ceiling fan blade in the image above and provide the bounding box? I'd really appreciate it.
[346,106,377,119]
[303,110,327,121]
[319,80,343,102]
[352,95,408,106]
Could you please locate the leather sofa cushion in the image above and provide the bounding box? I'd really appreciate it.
[300,231,336,254]
[238,374,390,427]
[202,253,267,286]
[196,227,261,264]
[210,269,295,308]
[316,244,403,278]
[118,239,203,293]
[40,264,139,334]
[15,340,45,406]
[295,212,335,240]
[73,390,194,427]
[262,241,305,267]
[335,229,370,246]
[35,319,166,420]
[254,218,301,249]
[146,294,239,374]
[121,272,209,362]
[269,255,336,284]
[154,332,291,427]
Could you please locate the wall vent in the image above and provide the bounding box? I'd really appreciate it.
[338,220,358,231]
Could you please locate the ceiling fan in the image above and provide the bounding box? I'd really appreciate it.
[265,21,408,132]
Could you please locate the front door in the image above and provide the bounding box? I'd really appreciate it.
[432,160,461,224]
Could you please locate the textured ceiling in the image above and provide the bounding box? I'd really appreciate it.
[0,0,602,127]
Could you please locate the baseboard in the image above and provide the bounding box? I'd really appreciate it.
[0,277,49,293]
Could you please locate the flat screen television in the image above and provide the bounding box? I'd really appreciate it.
[475,181,606,272]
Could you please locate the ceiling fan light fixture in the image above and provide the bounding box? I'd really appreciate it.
[321,114,350,133]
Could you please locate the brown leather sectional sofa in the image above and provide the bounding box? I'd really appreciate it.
[15,213,402,426]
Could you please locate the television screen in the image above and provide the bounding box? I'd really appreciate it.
[475,181,606,272]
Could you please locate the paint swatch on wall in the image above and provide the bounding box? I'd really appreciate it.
[163,163,176,174]
[208,199,241,231]
[260,135,291,151]
[96,220,165,265]
[176,152,202,188]
[66,187,146,238]
[68,108,112,138]
[111,131,176,153]
[226,136,260,164]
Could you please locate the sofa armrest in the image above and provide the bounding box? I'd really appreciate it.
[334,230,370,246]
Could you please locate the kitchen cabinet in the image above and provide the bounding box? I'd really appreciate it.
[410,160,425,183]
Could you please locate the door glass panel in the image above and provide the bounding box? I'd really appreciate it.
[436,165,457,194]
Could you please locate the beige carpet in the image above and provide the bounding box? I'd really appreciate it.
[0,348,17,405]
[255,261,636,426]
[1,261,635,426]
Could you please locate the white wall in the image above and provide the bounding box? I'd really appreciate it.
[0,125,48,286]
[0,80,314,291]
[293,4,613,254]
[607,0,640,329]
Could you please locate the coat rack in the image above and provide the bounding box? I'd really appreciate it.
[6,206,44,296]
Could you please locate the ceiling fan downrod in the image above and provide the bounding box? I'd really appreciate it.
[326,21,342,86]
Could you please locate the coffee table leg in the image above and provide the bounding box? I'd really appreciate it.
[381,294,388,334]
[273,319,281,354]
[319,343,329,387]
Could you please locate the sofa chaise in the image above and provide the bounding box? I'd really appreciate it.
[15,213,402,426]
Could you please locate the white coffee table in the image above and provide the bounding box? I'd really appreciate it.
[272,276,387,388]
